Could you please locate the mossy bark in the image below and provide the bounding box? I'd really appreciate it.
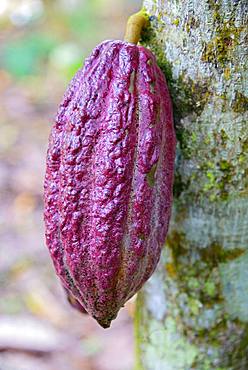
[135,1,248,369]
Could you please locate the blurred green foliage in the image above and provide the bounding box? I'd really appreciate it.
[65,1,98,36]
[3,33,58,77]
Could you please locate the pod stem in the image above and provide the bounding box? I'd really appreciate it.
[124,10,149,45]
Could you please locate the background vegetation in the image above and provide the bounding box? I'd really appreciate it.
[0,1,141,369]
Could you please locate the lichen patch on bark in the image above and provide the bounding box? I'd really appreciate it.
[136,0,248,368]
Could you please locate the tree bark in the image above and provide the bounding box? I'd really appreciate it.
[135,0,248,369]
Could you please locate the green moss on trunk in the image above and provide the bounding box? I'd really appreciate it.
[135,0,248,368]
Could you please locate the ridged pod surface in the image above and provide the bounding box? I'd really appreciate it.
[44,40,176,328]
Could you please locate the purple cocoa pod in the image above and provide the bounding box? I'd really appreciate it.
[44,40,176,328]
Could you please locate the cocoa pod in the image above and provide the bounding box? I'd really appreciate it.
[44,40,176,328]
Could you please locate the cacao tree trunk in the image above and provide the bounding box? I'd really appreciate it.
[135,1,248,369]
